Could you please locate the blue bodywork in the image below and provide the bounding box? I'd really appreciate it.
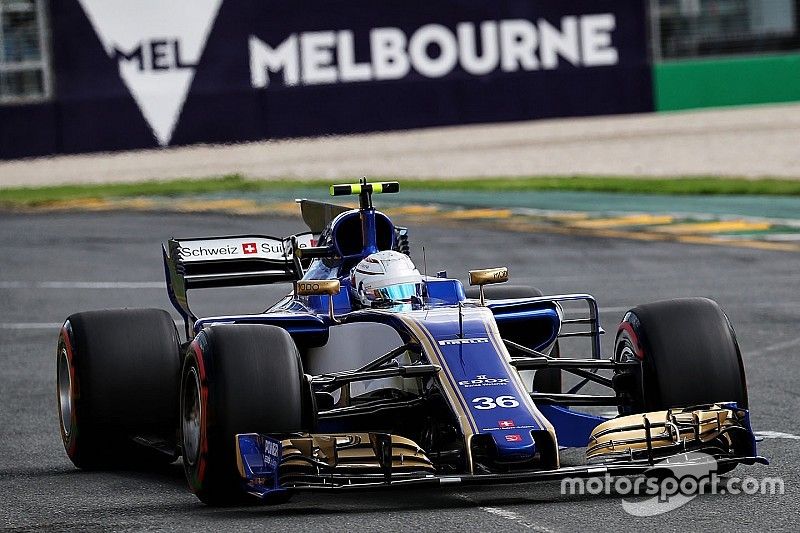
[236,434,287,499]
[176,195,607,467]
[163,183,760,499]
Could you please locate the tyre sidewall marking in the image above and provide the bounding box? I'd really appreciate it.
[615,316,650,412]
[58,322,80,458]
[617,320,644,361]
[184,338,210,493]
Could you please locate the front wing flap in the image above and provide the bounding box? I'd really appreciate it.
[586,403,758,463]
[235,421,766,499]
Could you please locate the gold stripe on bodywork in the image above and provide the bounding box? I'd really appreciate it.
[397,315,479,473]
[399,306,560,471]
[406,318,480,433]
[480,308,560,467]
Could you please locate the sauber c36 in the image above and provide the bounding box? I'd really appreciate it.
[56,180,765,504]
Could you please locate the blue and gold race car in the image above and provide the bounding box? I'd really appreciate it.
[56,180,764,504]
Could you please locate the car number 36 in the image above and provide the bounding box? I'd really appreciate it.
[472,395,520,410]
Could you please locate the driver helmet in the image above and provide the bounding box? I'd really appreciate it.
[351,250,423,307]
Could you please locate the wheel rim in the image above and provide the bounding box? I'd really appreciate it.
[57,347,73,439]
[618,343,636,363]
[182,366,202,467]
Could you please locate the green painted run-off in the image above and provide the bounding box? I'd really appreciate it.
[654,53,800,111]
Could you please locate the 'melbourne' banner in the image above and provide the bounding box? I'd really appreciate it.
[0,0,652,159]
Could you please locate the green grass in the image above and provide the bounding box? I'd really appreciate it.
[0,175,266,205]
[394,176,800,195]
[2,174,800,207]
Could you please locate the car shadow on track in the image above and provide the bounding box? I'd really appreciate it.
[31,464,759,520]
[200,482,629,519]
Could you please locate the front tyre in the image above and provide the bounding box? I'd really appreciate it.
[613,297,748,415]
[181,325,313,505]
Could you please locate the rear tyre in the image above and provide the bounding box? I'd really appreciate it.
[181,324,313,505]
[464,284,543,301]
[613,297,748,415]
[57,309,181,469]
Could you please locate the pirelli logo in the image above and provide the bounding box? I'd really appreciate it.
[438,338,490,346]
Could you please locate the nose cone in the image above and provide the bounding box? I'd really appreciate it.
[489,430,538,460]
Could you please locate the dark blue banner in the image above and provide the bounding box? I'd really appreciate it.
[0,0,652,159]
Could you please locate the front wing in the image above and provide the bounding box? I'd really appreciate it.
[235,404,766,500]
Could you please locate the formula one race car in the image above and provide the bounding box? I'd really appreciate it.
[56,180,765,504]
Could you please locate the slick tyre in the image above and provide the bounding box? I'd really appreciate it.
[57,309,181,469]
[181,325,313,505]
[613,297,748,415]
[465,284,543,301]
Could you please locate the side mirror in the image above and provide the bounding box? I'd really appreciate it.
[468,267,509,305]
[296,279,341,296]
[296,279,341,322]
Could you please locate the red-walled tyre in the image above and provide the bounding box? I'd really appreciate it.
[57,309,181,469]
[613,297,748,415]
[180,324,314,505]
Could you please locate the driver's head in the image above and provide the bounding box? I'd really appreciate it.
[350,250,423,307]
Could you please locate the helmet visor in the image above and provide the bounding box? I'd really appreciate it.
[371,283,421,303]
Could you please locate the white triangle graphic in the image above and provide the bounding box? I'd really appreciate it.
[78,0,223,146]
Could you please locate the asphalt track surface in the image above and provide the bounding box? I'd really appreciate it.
[1,210,799,531]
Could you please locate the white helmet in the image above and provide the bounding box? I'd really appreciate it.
[351,250,423,307]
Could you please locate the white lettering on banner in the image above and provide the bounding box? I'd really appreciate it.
[539,17,580,69]
[250,35,299,87]
[250,15,619,88]
[499,19,538,72]
[457,22,500,76]
[338,30,372,82]
[78,0,223,146]
[301,31,338,85]
[370,28,410,80]
[581,14,618,66]
[408,24,459,78]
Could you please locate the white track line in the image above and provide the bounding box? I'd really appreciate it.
[0,323,62,330]
[456,494,558,532]
[755,431,800,441]
[0,281,164,289]
[761,337,800,354]
[479,506,558,532]
[481,507,558,532]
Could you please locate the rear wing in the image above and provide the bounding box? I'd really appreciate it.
[163,233,315,334]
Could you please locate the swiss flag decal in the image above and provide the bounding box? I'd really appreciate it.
[242,242,258,254]
[498,420,515,428]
